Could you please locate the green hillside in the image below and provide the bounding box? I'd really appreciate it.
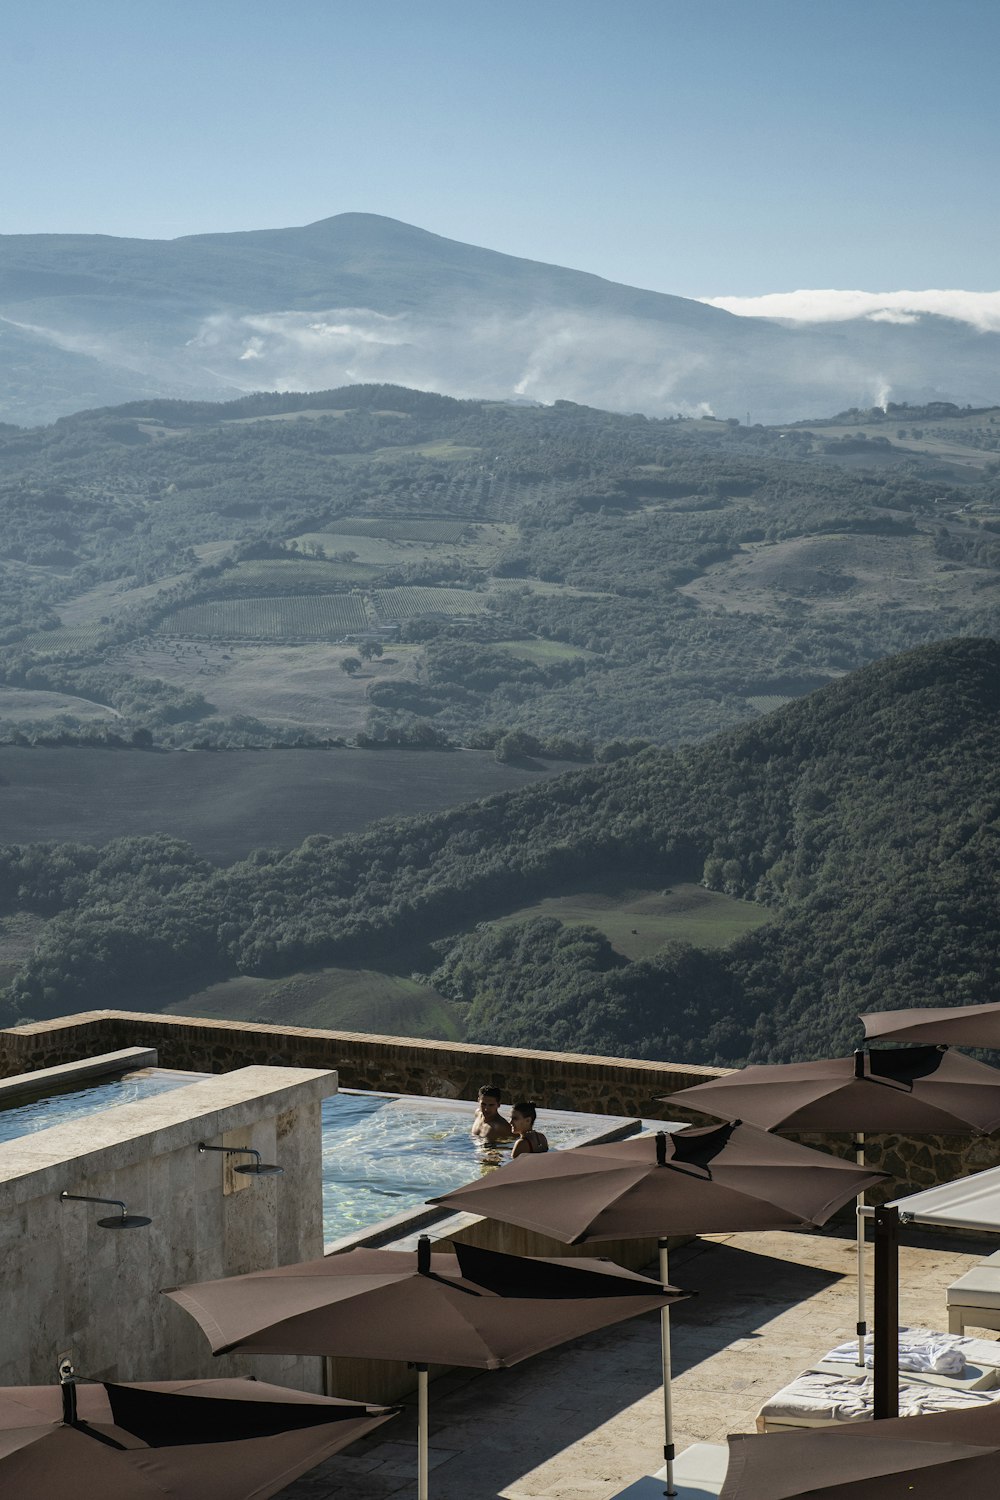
[4,638,1000,1070]
[2,386,999,756]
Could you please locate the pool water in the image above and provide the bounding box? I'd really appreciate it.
[321,1090,639,1245]
[0,1068,206,1146]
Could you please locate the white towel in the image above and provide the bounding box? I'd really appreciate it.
[825,1326,967,1376]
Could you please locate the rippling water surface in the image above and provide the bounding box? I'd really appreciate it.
[322,1090,628,1243]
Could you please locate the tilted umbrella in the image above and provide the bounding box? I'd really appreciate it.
[431,1121,885,1496]
[664,1047,1000,1136]
[719,1398,1000,1498]
[663,1045,1000,1365]
[165,1236,684,1500]
[0,1372,395,1500]
[863,1000,1000,1048]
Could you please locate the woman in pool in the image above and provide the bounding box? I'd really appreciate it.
[510,1100,548,1157]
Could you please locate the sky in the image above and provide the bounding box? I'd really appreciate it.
[3,0,999,300]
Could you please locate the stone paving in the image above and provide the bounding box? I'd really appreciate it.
[280,1224,1000,1499]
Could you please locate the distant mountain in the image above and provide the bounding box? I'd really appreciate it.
[3,212,999,425]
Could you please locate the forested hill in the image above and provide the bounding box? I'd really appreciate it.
[4,636,1000,1065]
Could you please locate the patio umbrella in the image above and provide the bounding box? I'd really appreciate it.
[862,999,1000,1048]
[430,1121,885,1496]
[719,1398,1000,1498]
[664,1047,1000,1135]
[0,1373,395,1500]
[663,1046,1000,1366]
[165,1236,684,1500]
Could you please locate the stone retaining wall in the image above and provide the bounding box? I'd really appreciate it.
[0,1010,725,1118]
[4,1012,999,1203]
[792,1129,1000,1208]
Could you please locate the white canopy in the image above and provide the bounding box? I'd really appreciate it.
[891,1165,1000,1233]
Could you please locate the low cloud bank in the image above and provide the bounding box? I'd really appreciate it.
[188,306,720,416]
[700,289,1000,333]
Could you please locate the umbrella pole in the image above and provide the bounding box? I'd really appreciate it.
[59,1357,78,1426]
[873,1204,900,1420]
[417,1362,429,1500]
[856,1131,867,1367]
[658,1238,676,1498]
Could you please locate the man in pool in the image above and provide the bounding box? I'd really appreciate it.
[471,1085,514,1143]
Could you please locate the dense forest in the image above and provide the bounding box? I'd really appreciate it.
[3,637,999,1066]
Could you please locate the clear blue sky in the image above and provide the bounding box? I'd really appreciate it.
[3,0,998,297]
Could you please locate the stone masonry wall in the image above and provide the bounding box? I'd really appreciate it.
[4,1012,998,1203]
[0,1010,724,1119]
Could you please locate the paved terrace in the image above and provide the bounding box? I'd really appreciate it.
[280,1223,1000,1499]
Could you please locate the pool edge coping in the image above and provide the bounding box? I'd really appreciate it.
[0,1047,160,1108]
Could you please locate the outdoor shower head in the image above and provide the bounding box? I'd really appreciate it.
[59,1190,152,1228]
[197,1142,283,1176]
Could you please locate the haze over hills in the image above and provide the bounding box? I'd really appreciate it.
[3,213,1000,426]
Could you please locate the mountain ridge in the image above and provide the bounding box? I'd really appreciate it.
[2,212,999,427]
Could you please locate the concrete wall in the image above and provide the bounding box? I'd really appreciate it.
[0,1063,335,1389]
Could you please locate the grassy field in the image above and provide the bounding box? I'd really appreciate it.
[795,410,1000,473]
[488,578,613,600]
[745,694,794,714]
[112,640,422,737]
[0,687,120,723]
[0,745,569,863]
[58,565,218,627]
[371,440,481,462]
[224,558,380,587]
[155,593,371,639]
[291,521,515,571]
[492,638,595,664]
[680,531,1000,619]
[288,531,444,566]
[490,882,773,959]
[323,518,473,543]
[165,965,465,1039]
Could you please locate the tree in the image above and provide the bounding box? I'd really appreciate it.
[359,639,383,661]
[340,657,362,676]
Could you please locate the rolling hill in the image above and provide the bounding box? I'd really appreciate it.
[4,637,1000,1068]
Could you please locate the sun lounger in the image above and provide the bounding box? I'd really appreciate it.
[947,1251,1000,1334]
[756,1369,999,1432]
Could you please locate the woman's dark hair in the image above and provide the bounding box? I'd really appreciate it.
[512,1100,537,1124]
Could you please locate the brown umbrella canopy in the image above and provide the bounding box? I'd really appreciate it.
[169,1240,680,1500]
[0,1377,395,1500]
[165,1239,684,1364]
[429,1121,886,1241]
[663,1046,1000,1134]
[863,1001,1000,1049]
[719,1399,1000,1498]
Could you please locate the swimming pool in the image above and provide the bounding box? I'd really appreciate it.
[0,1067,208,1146]
[321,1089,641,1245]
[0,1063,644,1248]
